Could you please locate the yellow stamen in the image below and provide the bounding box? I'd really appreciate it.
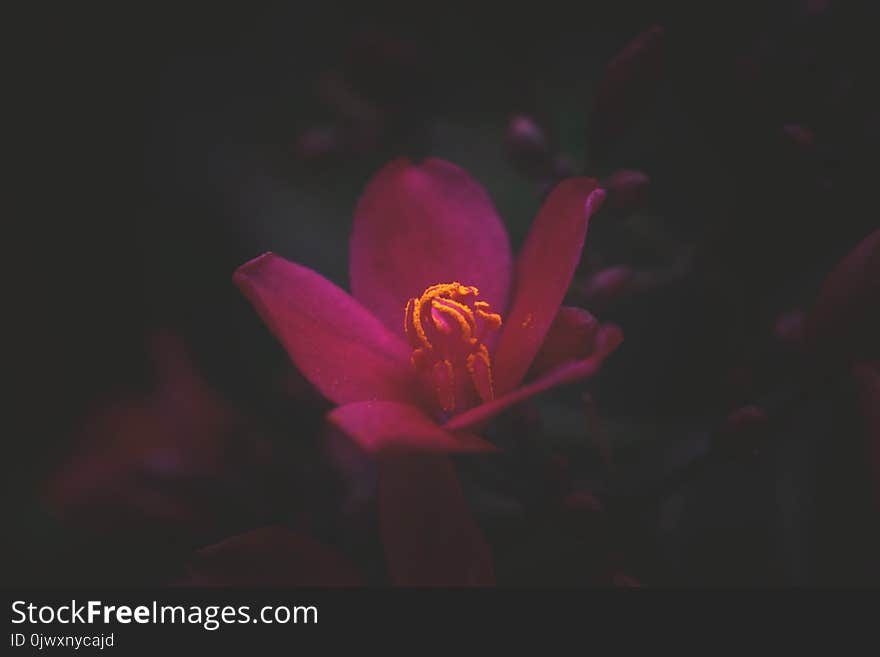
[431,299,473,339]
[404,281,503,414]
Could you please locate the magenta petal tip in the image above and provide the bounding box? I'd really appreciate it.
[233,252,276,282]
[586,188,607,215]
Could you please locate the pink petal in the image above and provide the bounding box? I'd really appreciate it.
[178,526,363,587]
[447,325,623,432]
[328,401,498,454]
[44,331,261,542]
[234,253,422,406]
[493,180,606,395]
[378,454,494,586]
[805,229,880,364]
[529,306,600,378]
[349,158,513,337]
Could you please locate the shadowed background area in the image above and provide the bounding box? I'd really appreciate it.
[9,0,879,586]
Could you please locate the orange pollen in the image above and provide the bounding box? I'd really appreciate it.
[404,282,503,414]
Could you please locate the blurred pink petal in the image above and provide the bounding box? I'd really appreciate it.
[179,526,364,587]
[508,114,548,154]
[234,253,422,406]
[493,180,605,395]
[45,331,262,540]
[350,157,513,337]
[805,229,880,364]
[328,401,498,454]
[378,454,494,586]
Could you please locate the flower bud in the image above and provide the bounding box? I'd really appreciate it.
[582,265,636,312]
[507,114,550,176]
[602,169,650,211]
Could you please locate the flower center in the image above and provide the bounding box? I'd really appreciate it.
[404,282,502,415]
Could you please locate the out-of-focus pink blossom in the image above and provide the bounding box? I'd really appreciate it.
[804,229,880,364]
[45,331,274,544]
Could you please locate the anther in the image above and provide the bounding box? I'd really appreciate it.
[405,282,503,414]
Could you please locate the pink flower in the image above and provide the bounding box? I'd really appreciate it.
[234,158,622,585]
[45,331,276,546]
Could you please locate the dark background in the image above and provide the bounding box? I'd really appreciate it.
[8,0,879,586]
